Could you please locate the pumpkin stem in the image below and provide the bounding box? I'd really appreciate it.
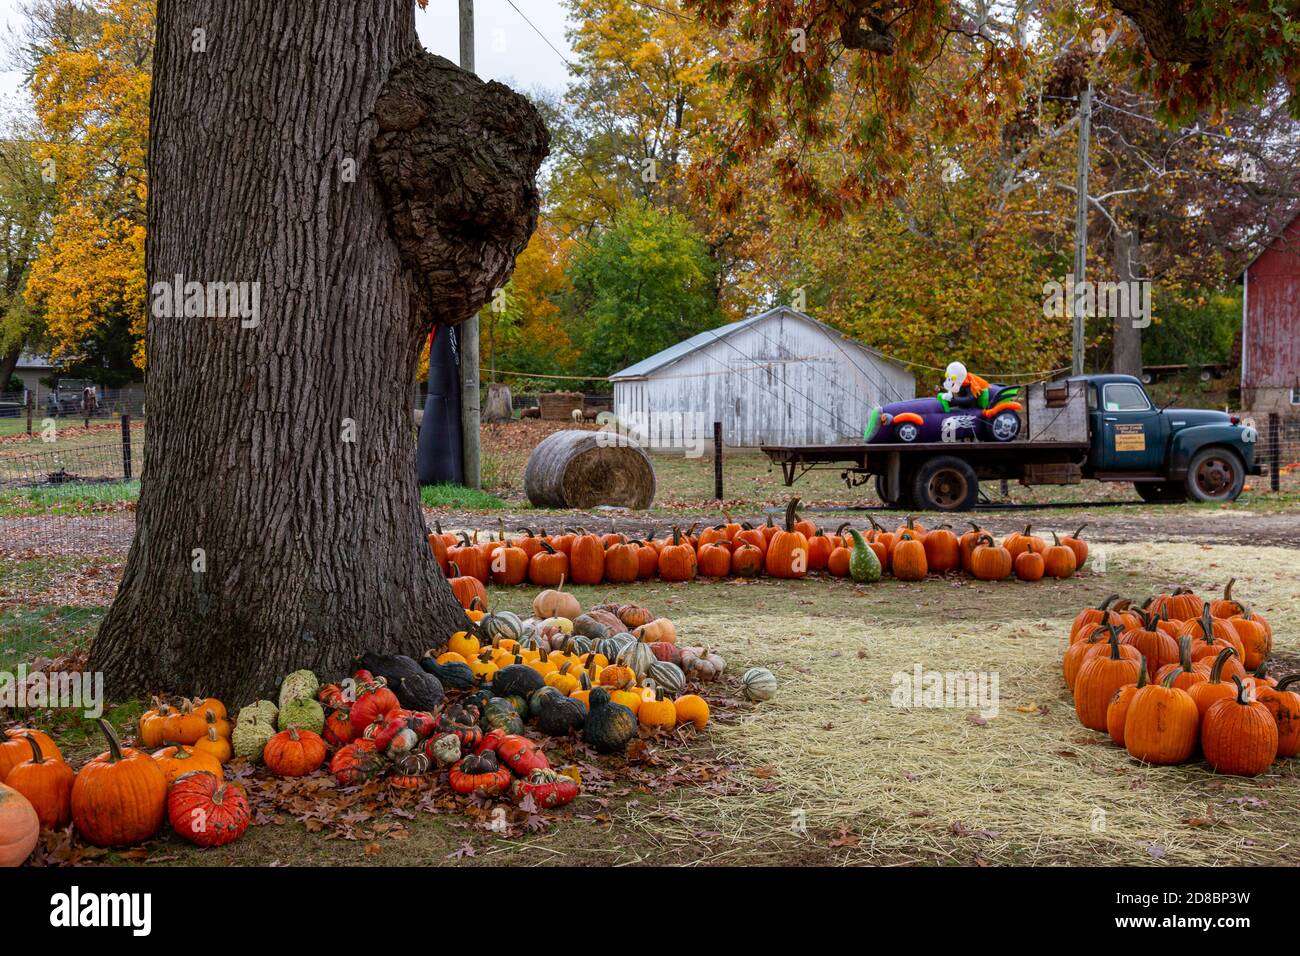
[835,522,850,536]
[97,717,126,763]
[23,733,46,764]
[1175,634,1193,672]
[1223,577,1235,602]
[1231,673,1249,705]
[1208,646,1237,684]
[1135,656,1148,688]
[1105,624,1123,660]
[784,497,800,532]
[1071,523,1088,539]
[1276,675,1300,692]
[448,560,462,577]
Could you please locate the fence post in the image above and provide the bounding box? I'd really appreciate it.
[26,390,33,435]
[713,421,723,501]
[121,413,133,481]
[1269,412,1280,493]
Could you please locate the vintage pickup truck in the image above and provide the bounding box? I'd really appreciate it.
[761,374,1260,511]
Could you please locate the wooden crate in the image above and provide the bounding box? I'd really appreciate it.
[538,391,584,421]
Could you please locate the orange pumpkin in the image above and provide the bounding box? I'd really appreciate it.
[921,526,960,573]
[603,540,641,584]
[446,560,489,610]
[697,540,733,578]
[891,532,928,581]
[1013,550,1044,581]
[0,782,39,866]
[0,729,61,782]
[764,499,809,579]
[71,719,168,848]
[4,735,74,829]
[968,534,1011,581]
[152,743,224,785]
[569,530,606,585]
[658,528,698,583]
[528,541,569,587]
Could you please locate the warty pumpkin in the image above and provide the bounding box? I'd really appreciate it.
[845,528,882,583]
[5,734,74,829]
[167,771,251,848]
[71,718,168,848]
[1202,676,1278,777]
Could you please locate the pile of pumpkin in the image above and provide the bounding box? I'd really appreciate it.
[431,503,1089,592]
[1064,580,1294,776]
[1,698,249,867]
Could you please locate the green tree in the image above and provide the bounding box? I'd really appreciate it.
[0,125,57,392]
[567,201,721,375]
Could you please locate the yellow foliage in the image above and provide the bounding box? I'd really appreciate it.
[24,0,152,368]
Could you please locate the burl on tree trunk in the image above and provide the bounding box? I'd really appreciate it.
[91,1,548,704]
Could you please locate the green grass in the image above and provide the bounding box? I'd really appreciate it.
[0,605,104,670]
[0,481,139,516]
[421,483,507,510]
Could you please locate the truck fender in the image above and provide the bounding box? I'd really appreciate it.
[1168,425,1253,478]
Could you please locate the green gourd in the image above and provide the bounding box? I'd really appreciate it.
[846,529,882,583]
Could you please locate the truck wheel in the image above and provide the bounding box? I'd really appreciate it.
[1135,482,1186,504]
[988,409,1020,442]
[1184,447,1245,503]
[911,456,979,511]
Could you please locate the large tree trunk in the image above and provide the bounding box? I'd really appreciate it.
[1110,225,1144,378]
[0,345,19,394]
[92,0,547,702]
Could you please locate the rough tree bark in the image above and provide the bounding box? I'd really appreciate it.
[91,0,548,703]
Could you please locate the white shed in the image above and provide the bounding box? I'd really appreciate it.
[609,306,915,447]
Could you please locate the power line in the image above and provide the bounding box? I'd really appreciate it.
[504,0,574,68]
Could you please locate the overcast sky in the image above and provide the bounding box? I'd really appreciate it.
[0,0,576,118]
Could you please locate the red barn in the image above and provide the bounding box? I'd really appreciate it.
[1242,212,1300,412]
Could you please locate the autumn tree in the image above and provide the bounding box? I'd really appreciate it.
[567,201,721,375]
[0,124,57,392]
[89,0,548,700]
[21,0,151,373]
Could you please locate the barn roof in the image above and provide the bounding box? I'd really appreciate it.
[608,306,906,382]
[1240,209,1300,278]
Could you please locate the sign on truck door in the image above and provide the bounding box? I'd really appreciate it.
[1092,380,1166,471]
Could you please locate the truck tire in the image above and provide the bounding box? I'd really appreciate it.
[911,456,980,512]
[1184,447,1246,503]
[1135,482,1186,504]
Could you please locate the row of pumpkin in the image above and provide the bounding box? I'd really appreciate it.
[1064,583,1292,776]
[434,502,1091,599]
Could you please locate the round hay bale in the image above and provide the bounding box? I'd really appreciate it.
[524,430,655,509]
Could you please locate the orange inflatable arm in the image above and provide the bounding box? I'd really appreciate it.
[982,401,1022,418]
[893,412,925,426]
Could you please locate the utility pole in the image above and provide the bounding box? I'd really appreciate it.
[1071,80,1091,377]
[458,0,482,489]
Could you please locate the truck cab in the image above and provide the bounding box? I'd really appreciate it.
[1080,374,1258,503]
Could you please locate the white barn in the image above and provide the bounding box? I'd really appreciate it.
[609,306,915,447]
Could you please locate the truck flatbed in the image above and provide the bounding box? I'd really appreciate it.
[761,441,1089,487]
